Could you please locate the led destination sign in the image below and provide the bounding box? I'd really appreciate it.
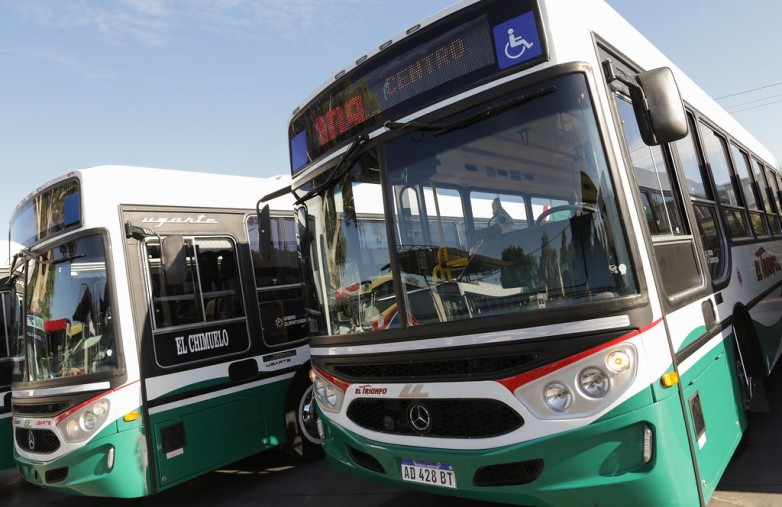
[311,18,493,148]
[289,0,545,174]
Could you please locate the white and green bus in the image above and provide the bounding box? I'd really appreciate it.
[10,166,320,497]
[264,0,782,505]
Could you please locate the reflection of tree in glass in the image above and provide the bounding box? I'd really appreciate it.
[537,232,559,291]
[500,246,535,289]
[323,184,347,289]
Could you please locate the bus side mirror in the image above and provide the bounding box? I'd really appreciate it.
[257,204,272,261]
[296,206,310,261]
[161,235,187,285]
[603,61,689,146]
[630,67,689,146]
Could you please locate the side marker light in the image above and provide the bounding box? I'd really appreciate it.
[661,371,680,387]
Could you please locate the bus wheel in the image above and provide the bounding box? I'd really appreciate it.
[283,373,323,460]
[733,305,770,412]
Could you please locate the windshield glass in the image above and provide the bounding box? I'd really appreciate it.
[23,234,118,381]
[308,73,637,336]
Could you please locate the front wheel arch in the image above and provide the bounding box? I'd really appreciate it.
[282,366,323,461]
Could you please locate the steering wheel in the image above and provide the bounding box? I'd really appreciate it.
[535,205,596,226]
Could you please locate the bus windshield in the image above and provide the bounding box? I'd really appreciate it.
[23,233,118,381]
[314,73,637,334]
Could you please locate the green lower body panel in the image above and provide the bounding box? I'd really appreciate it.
[149,379,290,492]
[320,393,700,507]
[15,426,150,498]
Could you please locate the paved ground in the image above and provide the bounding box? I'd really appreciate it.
[709,365,782,507]
[3,368,782,506]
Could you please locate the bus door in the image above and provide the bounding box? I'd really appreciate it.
[141,234,268,490]
[603,50,745,501]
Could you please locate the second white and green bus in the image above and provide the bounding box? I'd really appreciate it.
[10,166,319,497]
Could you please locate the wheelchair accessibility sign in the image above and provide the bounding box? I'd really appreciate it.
[493,11,542,70]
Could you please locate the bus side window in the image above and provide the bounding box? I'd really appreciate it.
[247,215,308,346]
[148,241,203,328]
[699,121,751,240]
[617,97,686,236]
[617,94,704,297]
[195,241,244,322]
[675,114,729,284]
[730,144,768,238]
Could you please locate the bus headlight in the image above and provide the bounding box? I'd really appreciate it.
[579,367,610,398]
[57,397,112,443]
[543,382,572,412]
[515,343,638,419]
[311,371,345,413]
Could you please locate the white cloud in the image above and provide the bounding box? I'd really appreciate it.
[10,0,373,47]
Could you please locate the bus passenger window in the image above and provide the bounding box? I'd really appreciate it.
[247,215,308,345]
[195,240,244,322]
[148,241,203,328]
[617,97,685,236]
[699,122,750,239]
[675,114,727,283]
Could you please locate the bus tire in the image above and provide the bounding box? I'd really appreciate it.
[733,304,769,412]
[283,370,322,461]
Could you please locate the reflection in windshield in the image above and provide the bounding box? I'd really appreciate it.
[307,74,637,337]
[23,234,117,381]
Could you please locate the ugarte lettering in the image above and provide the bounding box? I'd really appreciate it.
[141,214,218,228]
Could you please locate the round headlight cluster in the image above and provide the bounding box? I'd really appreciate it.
[522,344,637,418]
[58,398,111,443]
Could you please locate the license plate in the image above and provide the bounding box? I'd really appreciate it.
[400,459,457,489]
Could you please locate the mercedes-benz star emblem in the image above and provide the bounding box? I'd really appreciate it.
[408,403,431,432]
[28,430,35,451]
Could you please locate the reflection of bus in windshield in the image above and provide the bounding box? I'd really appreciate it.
[0,241,23,470]
[270,0,782,505]
[10,166,319,498]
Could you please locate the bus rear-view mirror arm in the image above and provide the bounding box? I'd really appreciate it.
[124,221,187,285]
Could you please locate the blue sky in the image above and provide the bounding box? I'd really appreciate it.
[2,0,781,242]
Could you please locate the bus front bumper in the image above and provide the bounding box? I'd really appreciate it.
[317,400,700,507]
[15,428,149,498]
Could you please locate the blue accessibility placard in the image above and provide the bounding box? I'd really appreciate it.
[492,11,543,70]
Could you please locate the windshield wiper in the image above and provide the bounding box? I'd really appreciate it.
[40,254,86,266]
[385,86,557,136]
[293,134,368,206]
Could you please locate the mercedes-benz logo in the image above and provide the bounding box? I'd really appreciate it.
[28,430,35,451]
[408,403,431,432]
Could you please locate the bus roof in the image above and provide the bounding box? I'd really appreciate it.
[13,165,294,219]
[289,0,776,169]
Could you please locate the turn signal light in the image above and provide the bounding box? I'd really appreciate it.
[660,371,679,387]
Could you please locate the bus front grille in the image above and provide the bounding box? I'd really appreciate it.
[12,402,69,416]
[346,398,523,438]
[15,428,61,454]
